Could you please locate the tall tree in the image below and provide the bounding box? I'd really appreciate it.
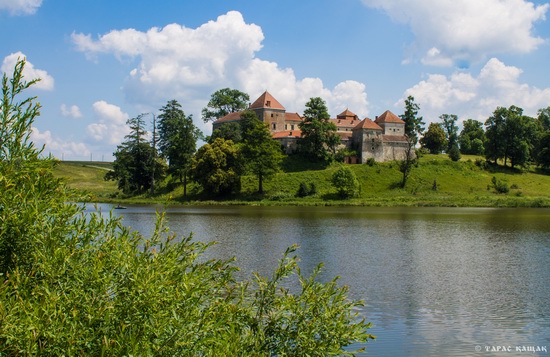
[420,123,447,154]
[537,107,550,131]
[298,97,340,162]
[485,106,539,168]
[458,119,485,155]
[157,100,202,197]
[240,111,285,194]
[201,88,250,123]
[190,138,242,196]
[440,114,459,153]
[106,115,166,194]
[399,96,425,188]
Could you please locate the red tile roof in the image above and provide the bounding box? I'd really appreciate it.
[338,132,353,140]
[330,118,361,129]
[375,110,404,124]
[215,111,243,123]
[337,109,359,120]
[249,91,285,110]
[284,112,302,122]
[382,135,408,142]
[272,130,302,138]
[353,117,383,131]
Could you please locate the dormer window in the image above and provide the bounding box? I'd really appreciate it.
[266,100,271,107]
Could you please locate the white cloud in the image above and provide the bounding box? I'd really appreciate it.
[401,58,550,125]
[362,0,549,66]
[60,104,82,119]
[0,0,42,15]
[87,101,130,145]
[31,127,90,159]
[72,11,372,132]
[1,52,54,90]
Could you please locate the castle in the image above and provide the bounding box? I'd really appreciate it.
[212,91,410,163]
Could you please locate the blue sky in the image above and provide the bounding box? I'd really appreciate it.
[1,0,549,160]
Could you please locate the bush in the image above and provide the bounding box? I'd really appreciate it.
[0,60,374,355]
[332,166,360,198]
[366,157,376,167]
[448,145,461,162]
[491,176,510,194]
[296,181,317,197]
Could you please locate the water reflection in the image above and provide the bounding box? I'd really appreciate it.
[85,204,550,356]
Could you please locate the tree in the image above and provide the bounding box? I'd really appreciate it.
[485,106,539,168]
[332,166,360,198]
[439,114,459,152]
[106,115,166,194]
[298,97,340,162]
[209,122,242,143]
[536,131,550,169]
[1,59,374,355]
[420,123,447,154]
[157,100,202,197]
[458,119,485,155]
[538,107,550,131]
[201,88,250,123]
[399,96,425,188]
[240,111,285,194]
[191,138,242,196]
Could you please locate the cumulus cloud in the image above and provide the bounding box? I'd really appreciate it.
[0,0,42,15]
[362,0,549,66]
[87,101,130,145]
[31,127,90,159]
[401,58,550,125]
[1,52,54,90]
[72,11,371,132]
[60,104,82,119]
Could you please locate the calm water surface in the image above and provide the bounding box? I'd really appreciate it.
[87,204,550,356]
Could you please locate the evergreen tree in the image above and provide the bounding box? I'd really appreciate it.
[157,100,202,197]
[440,114,459,152]
[106,115,166,194]
[298,97,340,162]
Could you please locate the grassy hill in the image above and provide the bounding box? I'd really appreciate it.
[53,161,117,198]
[53,155,550,207]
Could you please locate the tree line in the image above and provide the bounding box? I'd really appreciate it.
[107,88,550,197]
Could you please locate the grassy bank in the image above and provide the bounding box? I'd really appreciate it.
[53,155,550,207]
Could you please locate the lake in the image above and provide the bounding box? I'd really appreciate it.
[86,204,550,356]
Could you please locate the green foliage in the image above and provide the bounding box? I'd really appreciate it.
[201,88,250,123]
[448,144,461,162]
[298,97,340,162]
[332,166,360,198]
[459,119,485,155]
[420,122,447,154]
[366,157,376,166]
[191,138,242,196]
[538,107,550,131]
[440,114,459,152]
[537,131,550,169]
[296,182,317,197]
[399,96,424,188]
[485,106,540,168]
[157,100,202,193]
[0,59,374,355]
[491,176,510,194]
[241,114,285,193]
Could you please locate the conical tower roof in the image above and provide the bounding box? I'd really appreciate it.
[249,91,285,110]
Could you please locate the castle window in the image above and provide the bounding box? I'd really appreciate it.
[272,123,276,130]
[291,124,295,130]
[266,100,271,107]
[285,124,288,130]
[372,147,375,151]
[271,113,274,117]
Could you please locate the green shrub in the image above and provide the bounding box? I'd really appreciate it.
[491,176,510,194]
[366,157,376,167]
[0,60,374,355]
[332,166,360,198]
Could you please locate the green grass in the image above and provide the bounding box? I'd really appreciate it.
[53,155,550,207]
[53,161,117,198]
